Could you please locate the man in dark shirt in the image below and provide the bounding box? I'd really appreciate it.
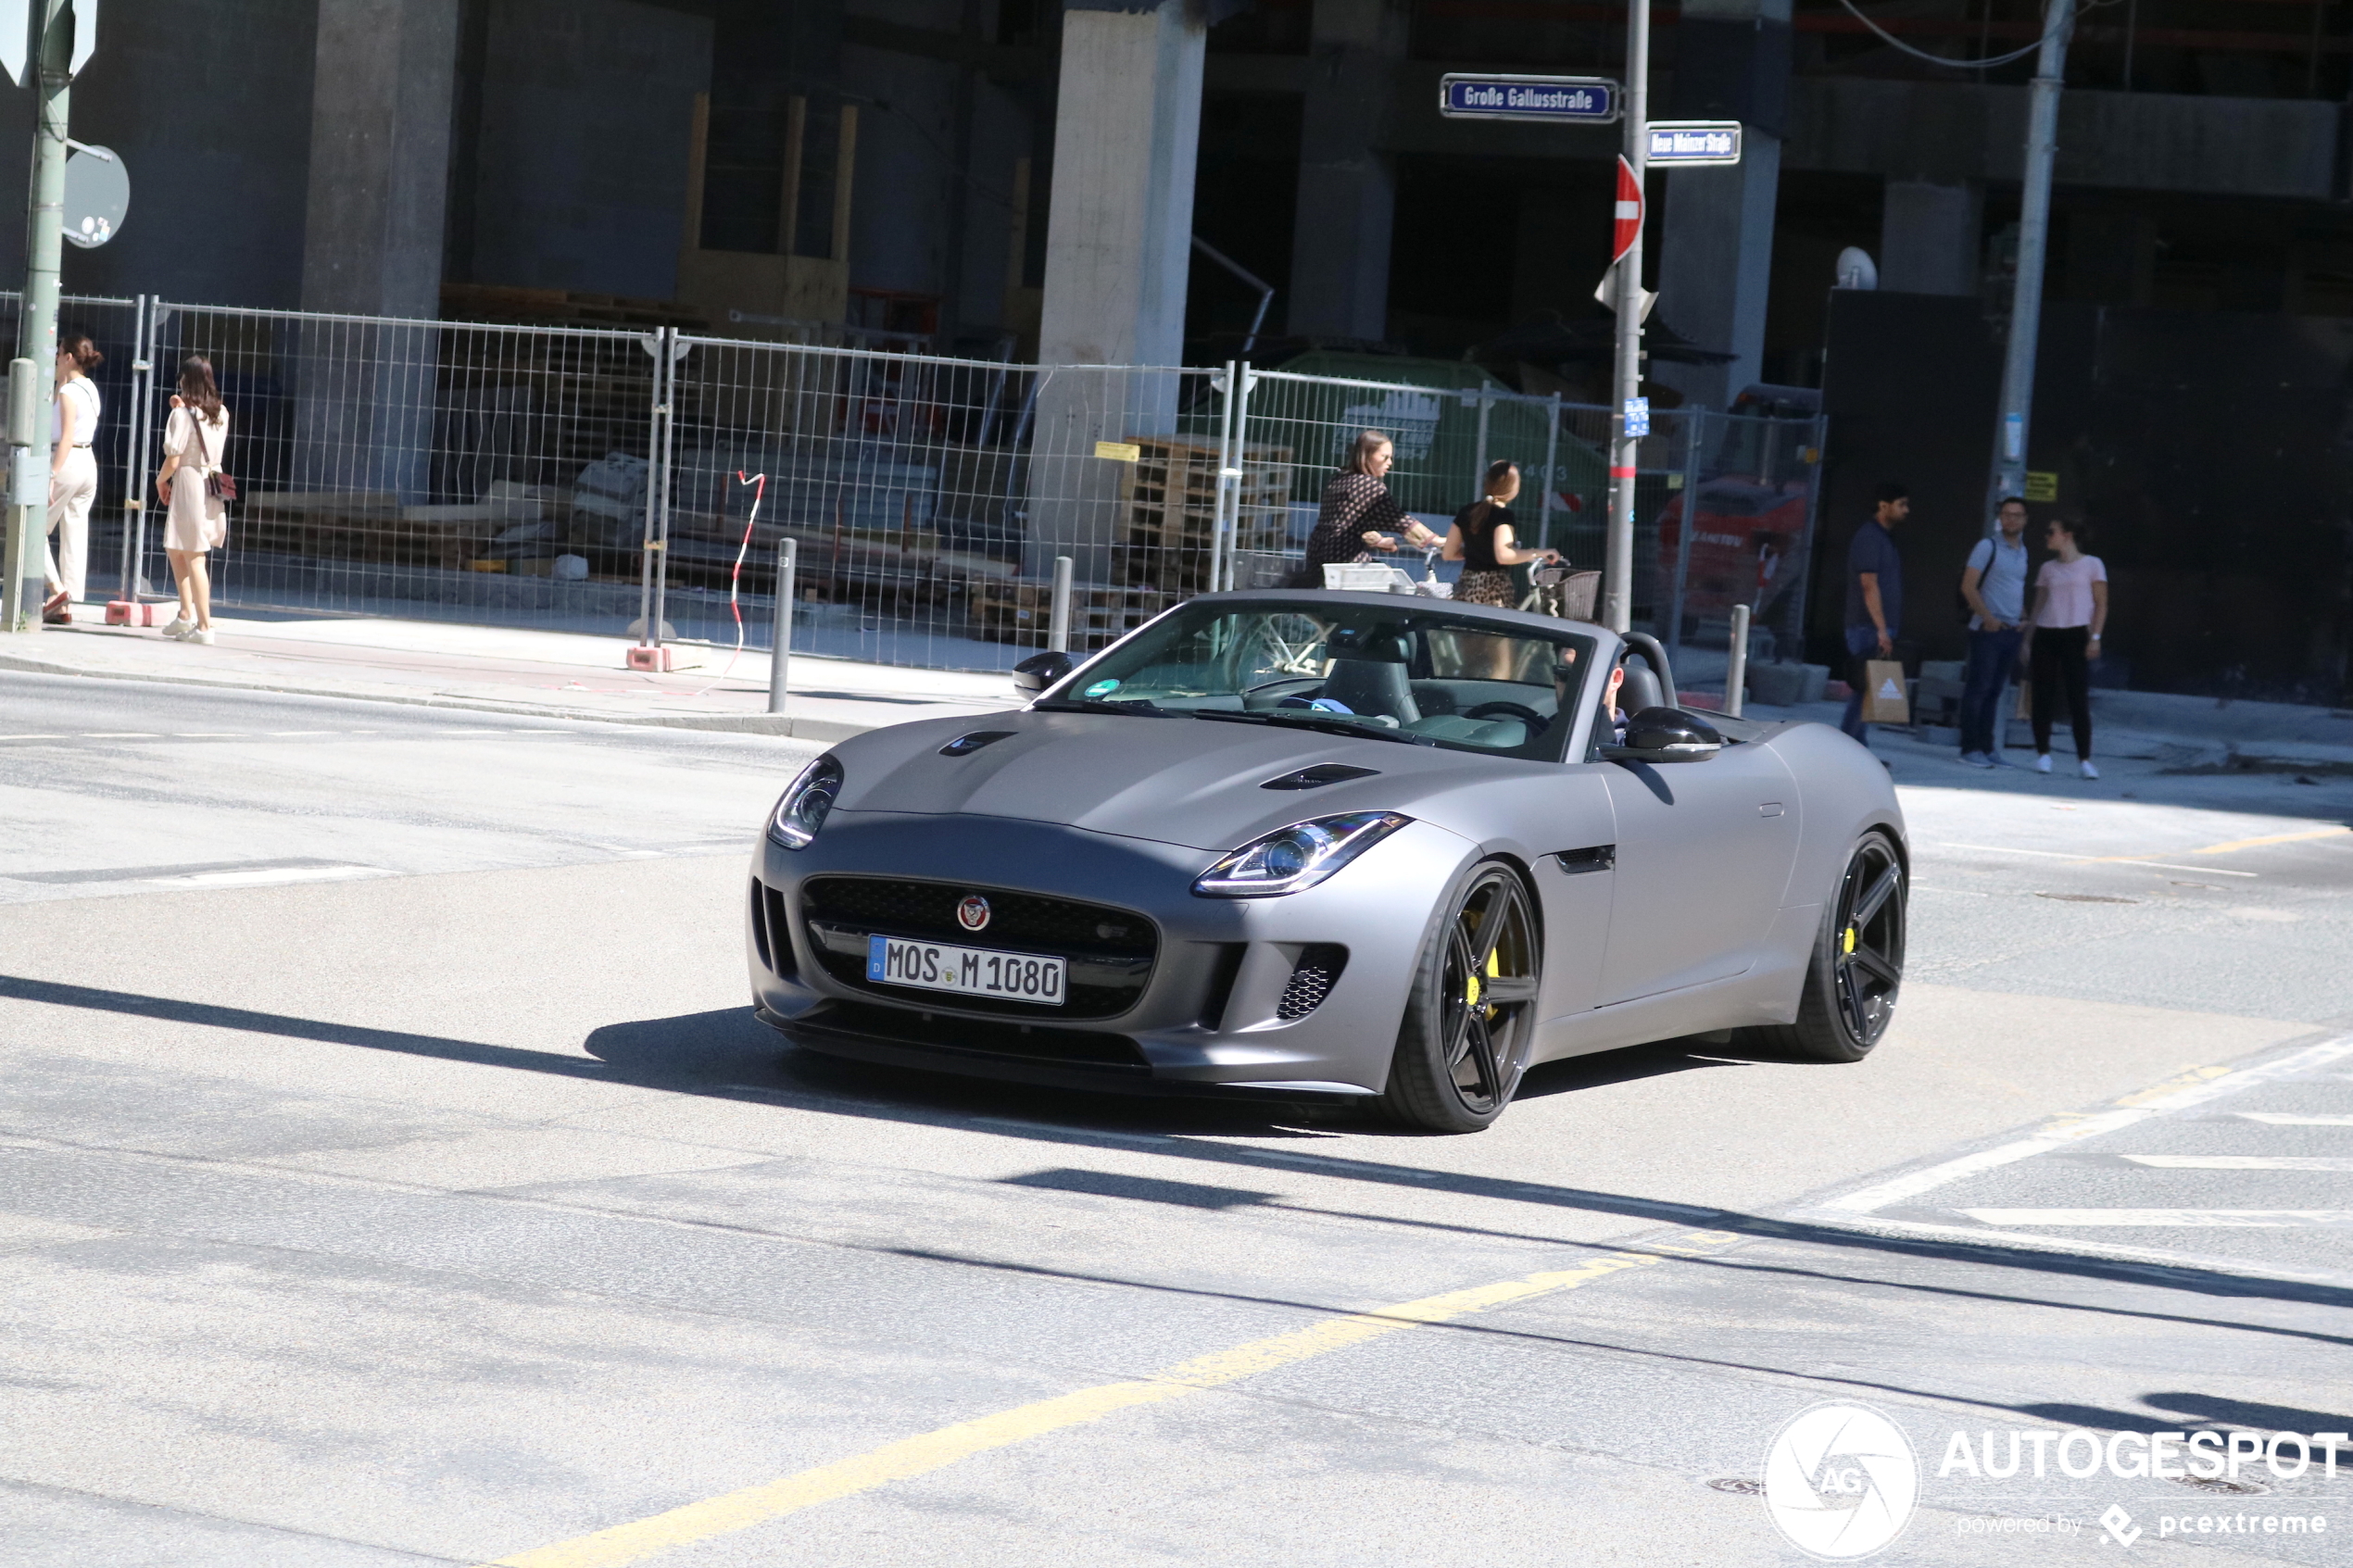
[1840,482,1907,746]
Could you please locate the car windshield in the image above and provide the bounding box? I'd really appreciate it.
[1044,601,1600,758]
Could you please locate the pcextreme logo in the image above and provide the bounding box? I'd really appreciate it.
[1763,1402,1921,1559]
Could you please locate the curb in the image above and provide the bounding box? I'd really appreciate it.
[0,650,875,742]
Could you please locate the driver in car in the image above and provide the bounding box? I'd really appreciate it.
[1555,650,1629,746]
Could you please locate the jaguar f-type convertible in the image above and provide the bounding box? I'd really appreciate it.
[746,591,1907,1132]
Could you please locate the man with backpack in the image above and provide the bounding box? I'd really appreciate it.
[1957,495,2032,768]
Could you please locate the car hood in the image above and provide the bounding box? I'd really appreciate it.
[828,709,1536,852]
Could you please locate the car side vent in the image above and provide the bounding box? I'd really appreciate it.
[1277,944,1348,1020]
[1554,845,1616,874]
[1261,763,1379,791]
[940,730,1018,757]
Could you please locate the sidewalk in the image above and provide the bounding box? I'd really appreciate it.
[6,607,2351,766]
[0,610,1020,739]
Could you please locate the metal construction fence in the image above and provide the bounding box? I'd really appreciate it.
[46,294,1825,684]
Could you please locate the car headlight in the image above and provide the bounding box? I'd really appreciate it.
[767,755,843,849]
[1193,811,1412,897]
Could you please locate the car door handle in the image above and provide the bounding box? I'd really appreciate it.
[1759,803,1785,818]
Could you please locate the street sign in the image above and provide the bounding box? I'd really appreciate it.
[60,142,122,247]
[1611,156,1642,264]
[1623,397,1651,439]
[1438,73,1619,125]
[0,0,96,87]
[1645,119,1743,167]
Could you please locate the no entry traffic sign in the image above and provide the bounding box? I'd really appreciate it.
[1612,157,1642,264]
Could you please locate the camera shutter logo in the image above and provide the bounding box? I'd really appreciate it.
[1762,1403,1919,1558]
[957,895,991,933]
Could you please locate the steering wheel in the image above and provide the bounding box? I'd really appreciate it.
[1464,701,1546,727]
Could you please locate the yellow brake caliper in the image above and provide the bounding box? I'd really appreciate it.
[1843,925,1858,955]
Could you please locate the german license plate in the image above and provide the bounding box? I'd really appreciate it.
[866,935,1066,1005]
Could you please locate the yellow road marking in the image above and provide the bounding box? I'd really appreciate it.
[2109,1064,2232,1109]
[2188,825,2352,857]
[483,1235,1739,1567]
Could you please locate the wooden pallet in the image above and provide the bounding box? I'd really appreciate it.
[1117,437,1291,593]
[441,282,708,332]
[969,578,1174,651]
[235,492,544,569]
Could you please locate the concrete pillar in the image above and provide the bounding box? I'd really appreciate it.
[292,0,460,504]
[300,0,462,319]
[1287,0,1407,343]
[1038,2,1205,369]
[1881,178,1983,295]
[1651,0,1791,410]
[1030,2,1206,583]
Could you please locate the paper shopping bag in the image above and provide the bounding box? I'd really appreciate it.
[1861,659,1910,724]
[2015,682,2033,721]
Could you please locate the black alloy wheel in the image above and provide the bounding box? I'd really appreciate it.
[1831,833,1906,1046]
[1379,863,1543,1133]
[1751,829,1906,1063]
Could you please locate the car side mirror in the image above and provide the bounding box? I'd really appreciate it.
[1013,649,1075,697]
[1601,706,1723,764]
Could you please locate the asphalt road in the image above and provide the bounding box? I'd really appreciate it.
[0,672,2348,1566]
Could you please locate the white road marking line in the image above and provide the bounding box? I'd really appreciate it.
[0,734,67,740]
[149,865,385,888]
[78,732,158,738]
[1783,1210,2353,1288]
[1931,841,2259,877]
[1821,1034,2353,1213]
[2121,1154,2353,1171]
[171,733,244,738]
[2238,1112,2353,1125]
[1957,1209,2353,1227]
[262,730,342,737]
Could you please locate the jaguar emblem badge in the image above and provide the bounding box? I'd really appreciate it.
[957,895,991,932]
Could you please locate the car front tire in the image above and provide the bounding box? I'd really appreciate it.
[1377,860,1542,1133]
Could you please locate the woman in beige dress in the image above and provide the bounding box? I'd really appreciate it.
[155,355,229,644]
[39,332,103,623]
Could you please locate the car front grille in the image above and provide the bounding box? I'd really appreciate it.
[793,1000,1149,1070]
[799,875,1159,1020]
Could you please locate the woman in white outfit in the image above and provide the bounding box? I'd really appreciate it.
[39,332,102,624]
[155,355,230,644]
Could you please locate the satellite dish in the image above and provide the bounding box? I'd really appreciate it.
[61,143,125,248]
[1834,246,1878,291]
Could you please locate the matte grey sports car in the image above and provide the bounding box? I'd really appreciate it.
[746,591,1907,1132]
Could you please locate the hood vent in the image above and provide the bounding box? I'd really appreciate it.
[940,730,1019,757]
[1261,763,1379,791]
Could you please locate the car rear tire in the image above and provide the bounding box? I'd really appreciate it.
[1377,861,1542,1133]
[1749,829,1906,1063]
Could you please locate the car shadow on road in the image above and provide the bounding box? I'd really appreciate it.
[11,972,2352,1339]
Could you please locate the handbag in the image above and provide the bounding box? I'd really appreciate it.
[188,406,236,502]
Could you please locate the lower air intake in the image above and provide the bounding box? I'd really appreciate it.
[1277,945,1348,1021]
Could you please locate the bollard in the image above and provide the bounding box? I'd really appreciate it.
[1047,555,1074,655]
[0,358,38,632]
[1724,603,1750,718]
[768,538,796,716]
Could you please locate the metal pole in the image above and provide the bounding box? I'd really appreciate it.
[131,300,160,600]
[1473,390,1491,495]
[1047,553,1074,653]
[1604,0,1651,634]
[648,327,676,654]
[1211,358,1236,596]
[115,293,145,602]
[1231,360,1254,590]
[768,537,796,714]
[1988,0,2074,511]
[2,0,70,633]
[1667,409,1702,669]
[1539,391,1560,552]
[1725,602,1750,718]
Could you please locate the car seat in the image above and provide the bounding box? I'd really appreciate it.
[1321,627,1421,724]
[1617,652,1665,715]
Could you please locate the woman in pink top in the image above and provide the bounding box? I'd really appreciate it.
[2024,517,2108,778]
